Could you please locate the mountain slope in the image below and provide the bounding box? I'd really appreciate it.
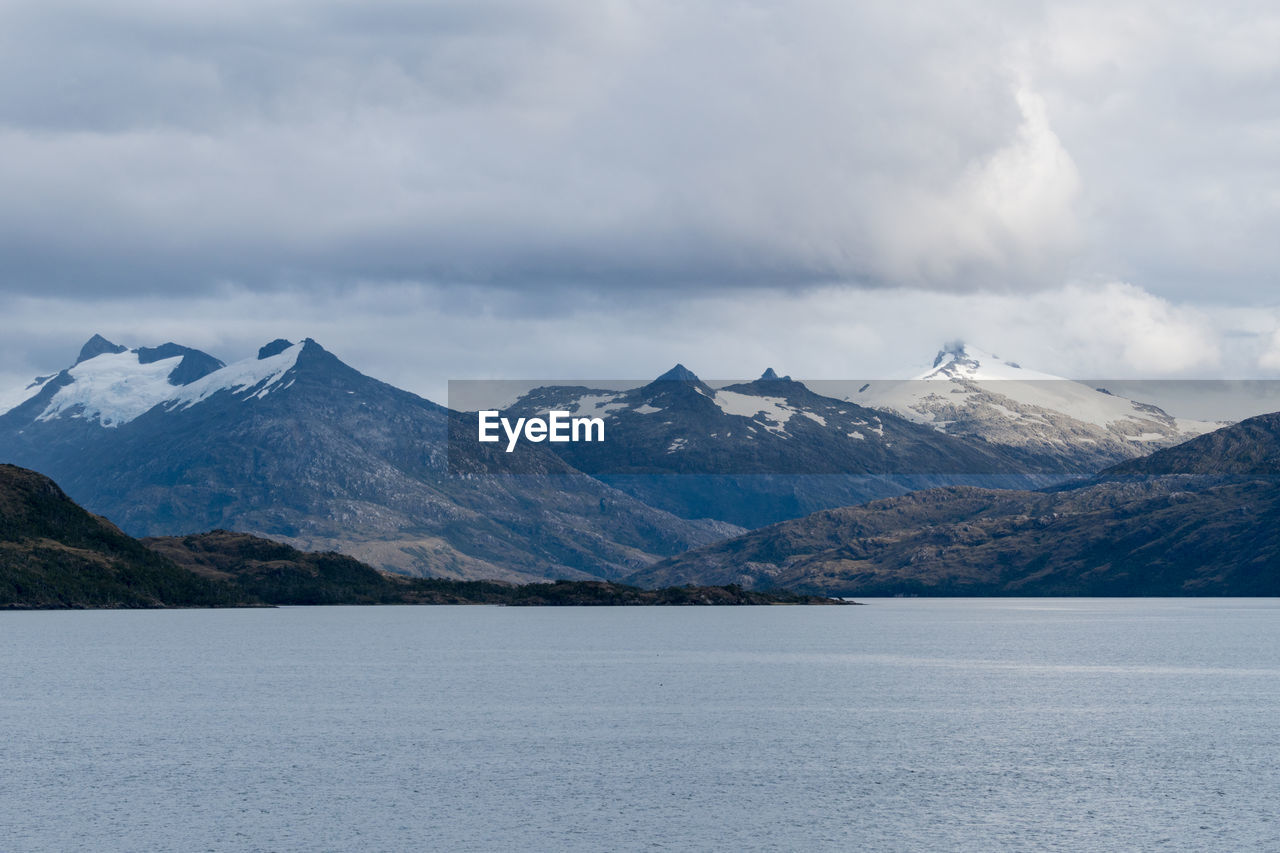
[846,343,1218,473]
[629,414,1280,596]
[1101,411,1280,478]
[0,465,834,607]
[0,464,240,608]
[1,337,734,582]
[502,366,1050,527]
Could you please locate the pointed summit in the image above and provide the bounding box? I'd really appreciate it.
[759,367,791,382]
[932,340,970,369]
[929,341,986,378]
[654,363,701,383]
[921,343,1049,381]
[642,363,714,399]
[258,339,293,360]
[75,334,127,365]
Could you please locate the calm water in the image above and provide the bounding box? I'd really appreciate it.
[2,600,1278,852]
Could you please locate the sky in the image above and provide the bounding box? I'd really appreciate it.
[2,0,1280,400]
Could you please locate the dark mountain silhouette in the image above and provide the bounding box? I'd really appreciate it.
[629,414,1280,596]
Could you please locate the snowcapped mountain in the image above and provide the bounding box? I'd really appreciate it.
[503,365,1050,527]
[1,336,303,428]
[509,364,1006,461]
[846,342,1220,473]
[0,336,732,583]
[3,335,1228,578]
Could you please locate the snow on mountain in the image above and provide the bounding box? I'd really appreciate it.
[510,368,891,442]
[564,392,630,418]
[0,374,58,418]
[34,348,193,427]
[0,334,302,427]
[503,364,1050,528]
[711,391,797,435]
[848,342,1219,459]
[165,342,303,411]
[0,337,733,584]
[505,364,1045,469]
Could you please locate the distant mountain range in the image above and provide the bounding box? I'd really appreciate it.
[0,337,733,582]
[499,348,1219,526]
[501,364,1051,527]
[0,334,1253,588]
[0,464,836,608]
[629,412,1280,596]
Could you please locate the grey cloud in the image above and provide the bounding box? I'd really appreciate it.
[2,281,1274,411]
[0,0,1275,301]
[0,0,1050,295]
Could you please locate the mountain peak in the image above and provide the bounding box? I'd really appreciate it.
[75,334,127,365]
[257,339,293,360]
[932,340,975,369]
[759,367,791,382]
[654,363,701,383]
[135,342,226,386]
[922,343,1060,382]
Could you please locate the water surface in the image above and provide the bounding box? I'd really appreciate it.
[2,600,1278,851]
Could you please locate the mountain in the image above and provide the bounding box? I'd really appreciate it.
[0,463,240,608]
[0,464,836,607]
[844,342,1219,473]
[0,336,734,582]
[501,365,1056,527]
[628,413,1280,596]
[1100,411,1280,479]
[2,338,227,428]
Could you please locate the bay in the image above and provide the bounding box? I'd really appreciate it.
[2,599,1278,851]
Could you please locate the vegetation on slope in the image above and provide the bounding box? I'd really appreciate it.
[0,464,240,608]
[1,465,842,608]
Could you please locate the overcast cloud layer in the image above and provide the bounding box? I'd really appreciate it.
[4,0,1280,297]
[2,0,1279,384]
[2,281,1278,407]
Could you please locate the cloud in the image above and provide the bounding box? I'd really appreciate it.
[1017,1,1280,300]
[1030,282,1221,374]
[1261,330,1280,371]
[1,0,1278,310]
[1,281,1273,416]
[0,0,1070,296]
[869,86,1081,286]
